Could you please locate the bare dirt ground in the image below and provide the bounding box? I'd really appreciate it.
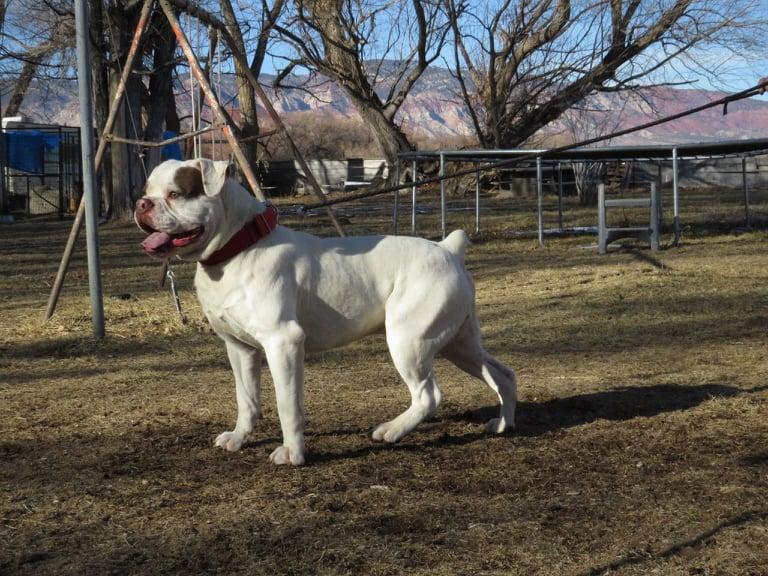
[1,205,767,575]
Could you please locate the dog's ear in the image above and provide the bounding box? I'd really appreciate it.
[196,159,231,196]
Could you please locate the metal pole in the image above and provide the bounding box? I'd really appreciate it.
[598,183,607,254]
[189,16,199,159]
[536,156,544,247]
[742,156,751,229]
[215,29,222,161]
[440,152,446,239]
[45,0,154,321]
[393,161,400,234]
[657,161,664,228]
[411,158,417,234]
[475,161,480,235]
[650,181,660,251]
[74,0,104,338]
[0,121,6,215]
[557,162,564,231]
[672,147,680,246]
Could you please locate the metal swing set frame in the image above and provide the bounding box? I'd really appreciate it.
[45,0,346,332]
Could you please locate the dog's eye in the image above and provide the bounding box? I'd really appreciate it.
[168,190,180,200]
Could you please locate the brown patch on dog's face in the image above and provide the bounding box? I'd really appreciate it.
[173,166,205,199]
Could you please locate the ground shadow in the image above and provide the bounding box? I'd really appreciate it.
[578,509,768,576]
[453,382,746,437]
[741,451,768,467]
[309,382,760,464]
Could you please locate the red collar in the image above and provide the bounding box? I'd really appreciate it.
[201,204,279,266]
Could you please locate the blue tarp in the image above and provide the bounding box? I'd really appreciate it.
[2,130,61,173]
[162,131,183,161]
[5,131,41,173]
[43,133,60,152]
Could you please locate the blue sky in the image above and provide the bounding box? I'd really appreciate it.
[1,0,765,101]
[249,1,768,98]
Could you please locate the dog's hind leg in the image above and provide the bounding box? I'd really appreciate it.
[372,332,442,443]
[442,315,517,433]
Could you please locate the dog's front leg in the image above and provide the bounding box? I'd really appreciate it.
[215,338,262,452]
[263,322,306,466]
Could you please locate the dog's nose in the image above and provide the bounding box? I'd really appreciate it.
[135,197,154,214]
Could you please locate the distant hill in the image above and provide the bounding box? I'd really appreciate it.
[9,67,768,146]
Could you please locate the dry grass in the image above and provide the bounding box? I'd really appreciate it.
[1,206,768,576]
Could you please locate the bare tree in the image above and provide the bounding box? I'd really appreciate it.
[160,0,287,171]
[559,93,633,204]
[273,0,450,179]
[219,0,285,171]
[447,0,767,149]
[0,0,76,115]
[3,20,73,116]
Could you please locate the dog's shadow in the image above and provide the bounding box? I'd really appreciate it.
[308,382,760,464]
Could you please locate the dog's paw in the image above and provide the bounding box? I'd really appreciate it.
[484,417,514,434]
[215,431,246,452]
[269,445,305,466]
[371,421,405,443]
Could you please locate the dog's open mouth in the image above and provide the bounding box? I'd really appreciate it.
[141,226,204,257]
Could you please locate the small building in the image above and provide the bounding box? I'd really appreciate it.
[258,157,388,195]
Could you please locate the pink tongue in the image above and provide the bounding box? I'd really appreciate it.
[141,231,173,254]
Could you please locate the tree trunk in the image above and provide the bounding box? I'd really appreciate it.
[353,99,412,184]
[89,0,112,215]
[107,3,144,221]
[220,0,259,169]
[3,61,39,117]
[165,77,181,133]
[572,162,602,206]
[143,15,177,172]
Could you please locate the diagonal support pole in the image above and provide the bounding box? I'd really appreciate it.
[159,0,266,201]
[248,76,346,236]
[173,0,346,237]
[46,0,347,322]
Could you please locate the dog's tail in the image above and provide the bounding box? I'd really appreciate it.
[439,229,470,264]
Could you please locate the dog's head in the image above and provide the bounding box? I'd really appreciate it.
[134,158,232,261]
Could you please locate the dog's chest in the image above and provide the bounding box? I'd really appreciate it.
[194,267,262,345]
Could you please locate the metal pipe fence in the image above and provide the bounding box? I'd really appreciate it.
[383,143,768,244]
[356,152,768,244]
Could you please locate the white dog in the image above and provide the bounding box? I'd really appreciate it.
[135,159,516,465]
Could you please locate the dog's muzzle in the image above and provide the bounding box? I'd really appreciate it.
[134,197,204,258]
